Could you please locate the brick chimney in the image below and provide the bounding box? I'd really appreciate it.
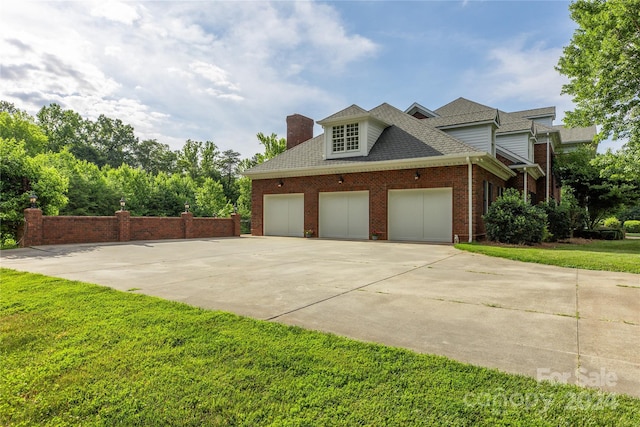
[286,114,314,150]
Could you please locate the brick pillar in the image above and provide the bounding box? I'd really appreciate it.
[182,212,194,239]
[231,213,241,236]
[115,210,130,242]
[21,208,43,247]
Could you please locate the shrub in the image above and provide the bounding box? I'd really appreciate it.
[624,220,640,233]
[603,217,622,229]
[483,188,547,245]
[618,205,640,222]
[540,201,571,241]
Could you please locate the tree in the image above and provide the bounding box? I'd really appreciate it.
[36,104,92,157]
[194,178,228,217]
[0,110,48,156]
[555,146,630,229]
[87,114,138,168]
[1,138,68,244]
[219,149,241,202]
[132,139,178,175]
[255,132,286,162]
[557,0,640,146]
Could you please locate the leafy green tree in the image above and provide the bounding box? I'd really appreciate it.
[46,151,118,216]
[200,141,221,182]
[219,149,241,202]
[194,178,228,217]
[104,164,154,216]
[36,104,92,157]
[556,146,633,229]
[255,132,286,163]
[177,139,203,181]
[557,0,640,146]
[132,139,178,175]
[592,145,640,206]
[1,138,68,244]
[0,110,48,156]
[87,114,138,168]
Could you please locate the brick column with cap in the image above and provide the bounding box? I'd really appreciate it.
[21,208,43,247]
[115,210,130,242]
[182,212,194,239]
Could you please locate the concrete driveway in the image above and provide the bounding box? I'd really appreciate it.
[2,236,639,397]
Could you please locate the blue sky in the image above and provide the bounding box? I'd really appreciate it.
[1,1,619,157]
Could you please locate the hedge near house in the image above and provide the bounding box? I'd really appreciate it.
[483,188,547,245]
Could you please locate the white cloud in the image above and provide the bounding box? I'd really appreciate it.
[90,1,140,25]
[0,1,378,156]
[463,37,574,122]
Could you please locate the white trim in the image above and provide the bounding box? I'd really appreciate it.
[244,152,516,181]
[546,132,550,202]
[467,157,473,243]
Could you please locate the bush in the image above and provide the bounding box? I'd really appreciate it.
[483,188,547,245]
[618,205,640,222]
[540,201,571,241]
[624,220,640,233]
[603,217,622,229]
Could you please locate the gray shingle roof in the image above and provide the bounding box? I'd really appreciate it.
[510,106,556,119]
[434,97,494,116]
[244,103,480,175]
[553,125,597,144]
[318,104,368,123]
[424,109,498,128]
[495,120,534,134]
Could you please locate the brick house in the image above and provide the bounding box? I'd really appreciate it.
[243,98,595,242]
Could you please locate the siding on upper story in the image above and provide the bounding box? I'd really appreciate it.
[531,117,553,127]
[496,132,531,161]
[365,120,386,154]
[442,124,492,153]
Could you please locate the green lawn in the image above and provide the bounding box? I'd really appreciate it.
[455,239,640,274]
[2,269,639,426]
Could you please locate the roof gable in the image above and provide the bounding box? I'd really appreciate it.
[434,97,495,116]
[318,104,368,124]
[244,103,485,177]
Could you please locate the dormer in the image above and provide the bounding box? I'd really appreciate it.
[317,105,389,160]
[404,102,440,119]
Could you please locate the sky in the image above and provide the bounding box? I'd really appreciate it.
[0,0,622,157]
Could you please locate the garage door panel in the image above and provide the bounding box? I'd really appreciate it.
[388,188,452,242]
[319,191,369,239]
[264,194,304,237]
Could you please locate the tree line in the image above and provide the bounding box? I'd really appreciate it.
[0,101,285,247]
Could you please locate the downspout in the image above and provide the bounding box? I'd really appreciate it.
[546,132,550,202]
[523,167,528,203]
[467,157,473,242]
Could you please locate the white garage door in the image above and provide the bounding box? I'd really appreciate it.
[319,191,369,239]
[388,188,452,242]
[263,194,304,237]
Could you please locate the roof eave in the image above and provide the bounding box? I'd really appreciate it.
[242,152,516,181]
[436,119,499,130]
[509,163,545,180]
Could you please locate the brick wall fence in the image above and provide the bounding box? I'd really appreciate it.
[19,209,241,247]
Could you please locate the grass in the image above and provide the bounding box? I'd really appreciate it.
[2,269,639,426]
[455,239,640,274]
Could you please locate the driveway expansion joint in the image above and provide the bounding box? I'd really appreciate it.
[265,252,462,321]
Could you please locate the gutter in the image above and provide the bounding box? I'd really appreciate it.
[467,157,473,243]
[243,152,516,181]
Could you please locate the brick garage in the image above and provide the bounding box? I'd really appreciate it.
[244,99,593,242]
[251,164,507,242]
